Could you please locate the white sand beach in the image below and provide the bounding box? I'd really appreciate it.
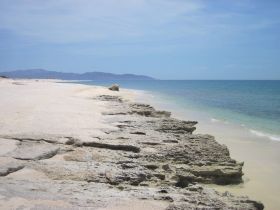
[0,79,133,139]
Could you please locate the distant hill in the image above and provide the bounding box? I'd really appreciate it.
[0,69,155,80]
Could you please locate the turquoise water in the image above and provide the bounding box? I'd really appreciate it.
[75,80,280,141]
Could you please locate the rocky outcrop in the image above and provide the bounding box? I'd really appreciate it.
[108,84,120,91]
[156,119,197,133]
[95,95,123,102]
[129,103,171,117]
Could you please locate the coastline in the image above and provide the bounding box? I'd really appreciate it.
[75,80,280,143]
[0,79,263,209]
[137,89,280,210]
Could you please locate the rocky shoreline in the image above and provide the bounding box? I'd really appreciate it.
[0,81,264,209]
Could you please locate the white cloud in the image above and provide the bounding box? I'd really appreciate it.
[0,0,204,43]
[1,0,278,46]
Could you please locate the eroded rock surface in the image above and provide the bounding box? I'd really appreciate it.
[0,93,264,209]
[8,141,60,160]
[0,157,24,176]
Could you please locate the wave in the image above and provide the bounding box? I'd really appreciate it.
[249,129,280,141]
[211,118,220,122]
[211,117,280,142]
[211,118,229,124]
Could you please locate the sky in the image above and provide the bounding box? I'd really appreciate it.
[0,0,279,79]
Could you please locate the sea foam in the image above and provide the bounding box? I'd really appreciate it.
[250,129,280,141]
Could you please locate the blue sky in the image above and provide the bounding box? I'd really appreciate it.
[0,0,279,79]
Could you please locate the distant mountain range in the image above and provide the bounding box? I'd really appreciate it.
[0,69,155,80]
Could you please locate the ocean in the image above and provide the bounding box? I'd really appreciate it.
[75,80,280,142]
